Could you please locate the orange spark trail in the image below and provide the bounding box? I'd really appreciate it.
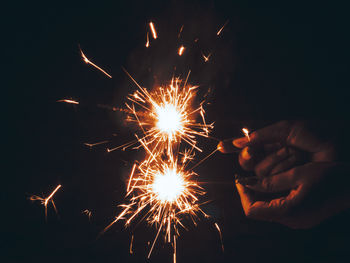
[84,140,109,148]
[178,25,184,38]
[217,20,229,36]
[57,99,79,104]
[178,45,185,56]
[149,22,157,39]
[214,223,224,252]
[30,184,62,221]
[79,47,112,78]
[129,235,134,254]
[145,32,150,47]
[83,209,92,221]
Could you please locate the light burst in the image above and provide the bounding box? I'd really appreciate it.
[117,69,213,156]
[103,154,207,260]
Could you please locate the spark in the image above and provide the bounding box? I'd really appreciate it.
[178,25,184,38]
[130,235,134,254]
[84,140,109,148]
[57,99,79,104]
[214,223,224,252]
[83,209,92,221]
[242,128,250,141]
[202,52,211,62]
[217,20,229,36]
[30,184,62,221]
[79,47,112,78]
[178,45,185,56]
[145,32,150,48]
[149,22,157,39]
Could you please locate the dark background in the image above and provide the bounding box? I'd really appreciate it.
[4,1,350,262]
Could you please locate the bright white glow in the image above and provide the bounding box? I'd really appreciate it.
[156,104,182,134]
[152,169,185,202]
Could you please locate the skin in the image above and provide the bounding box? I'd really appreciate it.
[219,121,350,229]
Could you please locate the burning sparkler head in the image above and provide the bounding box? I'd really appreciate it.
[155,103,183,136]
[152,168,185,203]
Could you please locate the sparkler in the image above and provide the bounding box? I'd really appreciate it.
[79,47,112,78]
[103,154,207,261]
[122,69,213,156]
[30,184,62,221]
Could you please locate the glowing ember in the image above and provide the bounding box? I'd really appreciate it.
[149,22,157,39]
[178,45,185,56]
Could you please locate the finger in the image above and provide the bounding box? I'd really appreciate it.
[245,168,298,193]
[243,121,291,147]
[238,146,264,171]
[237,182,307,220]
[254,147,291,177]
[270,155,298,175]
[217,139,240,153]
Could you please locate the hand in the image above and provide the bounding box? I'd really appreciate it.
[219,121,349,228]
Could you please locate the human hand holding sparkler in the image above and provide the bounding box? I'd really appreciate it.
[219,121,350,229]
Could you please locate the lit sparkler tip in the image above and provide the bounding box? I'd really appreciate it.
[149,22,157,39]
[57,99,79,105]
[178,45,185,56]
[242,128,250,141]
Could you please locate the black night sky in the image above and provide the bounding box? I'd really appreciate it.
[5,1,350,263]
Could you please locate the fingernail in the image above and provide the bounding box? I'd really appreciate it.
[233,137,248,148]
